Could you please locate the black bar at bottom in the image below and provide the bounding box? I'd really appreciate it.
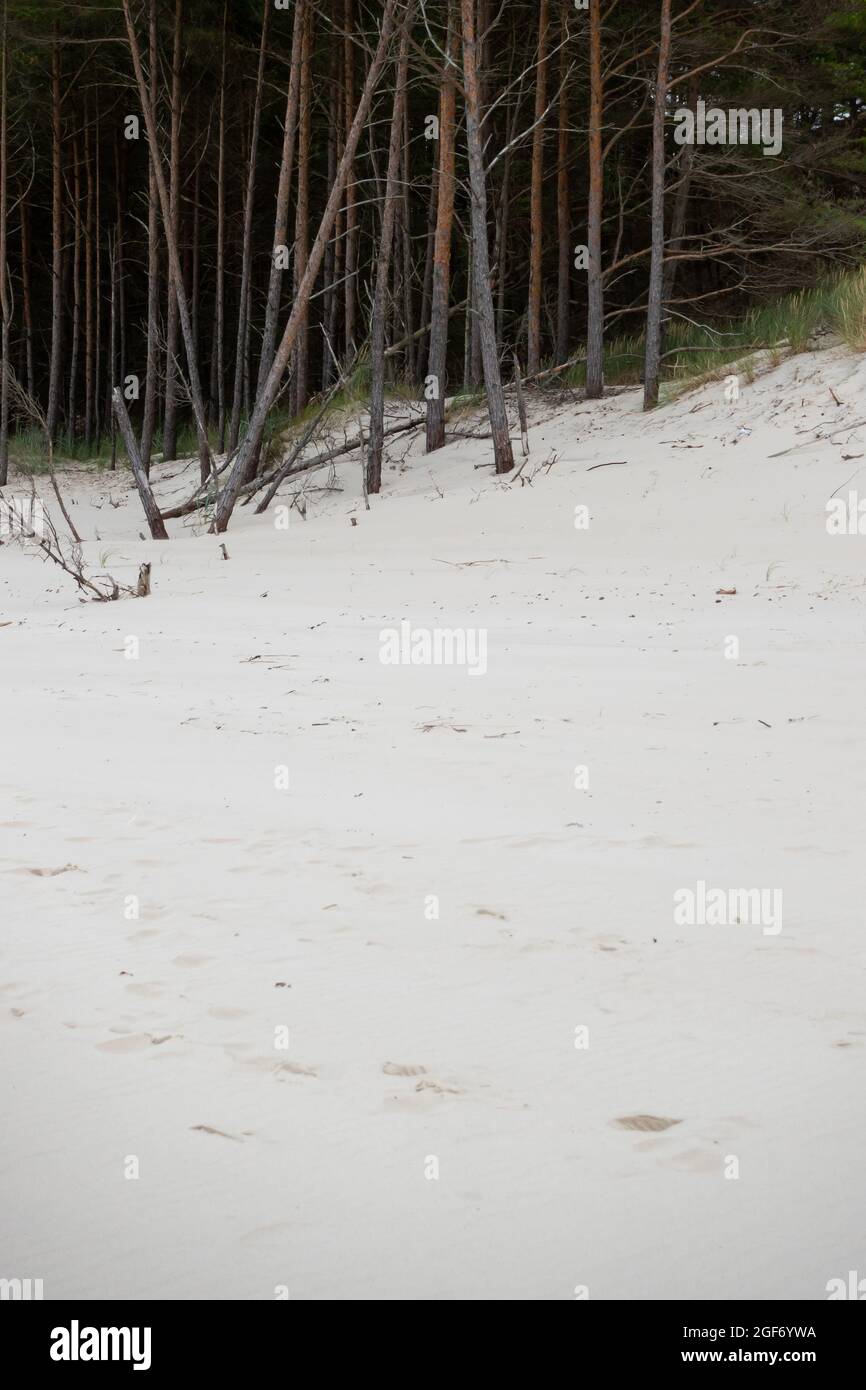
[4,1298,862,1374]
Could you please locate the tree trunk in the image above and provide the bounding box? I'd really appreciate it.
[321,23,341,389]
[291,3,312,417]
[67,137,82,438]
[585,0,604,398]
[257,0,304,405]
[190,101,201,359]
[214,0,401,532]
[229,0,271,451]
[140,0,159,470]
[0,0,8,486]
[214,3,227,450]
[643,0,673,411]
[417,157,437,376]
[460,0,513,474]
[343,0,359,359]
[107,227,117,470]
[555,0,570,363]
[526,0,549,376]
[425,5,456,454]
[84,108,95,450]
[113,387,169,538]
[399,99,415,382]
[20,180,35,401]
[46,31,64,445]
[93,105,103,447]
[368,15,412,494]
[162,0,183,462]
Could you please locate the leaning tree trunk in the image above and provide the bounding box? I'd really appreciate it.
[214,0,402,532]
[368,14,413,494]
[425,4,456,454]
[526,0,549,376]
[113,388,168,539]
[643,0,673,411]
[585,0,604,398]
[460,0,513,474]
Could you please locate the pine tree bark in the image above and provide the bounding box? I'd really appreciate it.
[140,0,160,470]
[20,180,34,401]
[643,0,673,411]
[555,0,571,363]
[162,0,183,462]
[425,5,456,454]
[84,108,95,450]
[68,136,82,437]
[93,107,103,448]
[399,100,415,382]
[417,158,437,377]
[0,0,8,486]
[214,4,227,450]
[460,0,513,474]
[257,0,304,405]
[113,387,168,538]
[585,0,604,398]
[368,15,412,494]
[343,0,358,358]
[526,0,549,376]
[46,30,64,445]
[230,0,271,451]
[291,3,312,417]
[321,26,341,389]
[107,227,118,469]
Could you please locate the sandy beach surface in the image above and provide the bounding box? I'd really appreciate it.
[2,347,864,1300]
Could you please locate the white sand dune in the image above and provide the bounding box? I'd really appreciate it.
[2,348,865,1300]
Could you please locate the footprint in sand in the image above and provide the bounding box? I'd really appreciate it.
[172,953,212,967]
[96,1033,153,1054]
[274,1061,318,1078]
[664,1147,724,1174]
[190,1124,245,1143]
[383,1062,427,1077]
[18,863,83,877]
[614,1114,681,1133]
[414,1079,464,1096]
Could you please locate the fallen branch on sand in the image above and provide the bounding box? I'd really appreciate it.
[1,488,148,601]
[160,414,426,522]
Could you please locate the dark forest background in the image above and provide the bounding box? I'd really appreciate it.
[0,0,864,512]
